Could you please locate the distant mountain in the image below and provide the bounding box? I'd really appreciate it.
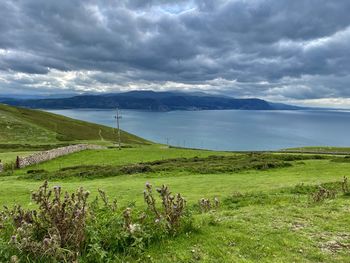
[1,90,306,111]
[0,93,78,101]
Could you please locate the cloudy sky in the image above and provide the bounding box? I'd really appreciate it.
[1,0,350,107]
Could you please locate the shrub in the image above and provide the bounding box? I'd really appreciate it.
[1,181,89,261]
[120,164,153,174]
[0,181,193,262]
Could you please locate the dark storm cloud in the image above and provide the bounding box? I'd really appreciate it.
[0,0,350,106]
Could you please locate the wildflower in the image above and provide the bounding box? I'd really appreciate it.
[124,207,132,216]
[129,223,140,234]
[10,255,19,263]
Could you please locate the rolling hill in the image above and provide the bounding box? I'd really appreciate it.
[0,104,149,148]
[1,90,304,111]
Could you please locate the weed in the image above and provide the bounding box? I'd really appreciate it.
[341,176,349,194]
[0,181,90,261]
[97,189,117,211]
[198,197,220,213]
[0,181,193,262]
[144,183,188,234]
[311,186,336,203]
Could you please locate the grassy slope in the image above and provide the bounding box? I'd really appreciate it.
[0,103,148,146]
[1,146,350,262]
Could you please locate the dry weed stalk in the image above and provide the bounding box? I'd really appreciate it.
[198,197,220,212]
[341,176,349,194]
[5,181,90,261]
[143,182,186,232]
[311,186,336,202]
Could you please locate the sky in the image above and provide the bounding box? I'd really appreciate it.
[0,0,350,108]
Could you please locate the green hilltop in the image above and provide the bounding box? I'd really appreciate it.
[0,103,149,149]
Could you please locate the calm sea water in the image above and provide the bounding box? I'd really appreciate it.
[47,109,350,151]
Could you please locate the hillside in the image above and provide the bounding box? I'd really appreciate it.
[0,104,149,147]
[1,91,304,111]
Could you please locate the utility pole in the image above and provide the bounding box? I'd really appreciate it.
[114,108,122,150]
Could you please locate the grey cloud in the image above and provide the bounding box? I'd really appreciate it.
[0,0,350,106]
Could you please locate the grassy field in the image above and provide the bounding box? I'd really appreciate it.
[1,145,350,262]
[12,146,230,173]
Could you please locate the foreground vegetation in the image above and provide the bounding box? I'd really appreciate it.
[1,145,350,262]
[0,181,194,262]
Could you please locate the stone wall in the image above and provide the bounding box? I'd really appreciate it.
[16,144,106,169]
[0,162,3,173]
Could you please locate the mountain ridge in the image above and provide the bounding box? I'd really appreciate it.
[1,90,307,111]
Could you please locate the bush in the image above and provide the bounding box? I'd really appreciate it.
[1,181,89,261]
[0,181,194,262]
[120,164,153,174]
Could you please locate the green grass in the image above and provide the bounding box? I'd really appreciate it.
[20,153,328,180]
[13,145,228,173]
[0,151,36,165]
[0,104,148,146]
[1,156,347,206]
[1,145,350,262]
[284,146,350,153]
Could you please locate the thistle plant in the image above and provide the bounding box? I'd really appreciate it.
[98,188,117,211]
[0,181,193,262]
[143,183,187,232]
[311,186,336,202]
[3,181,90,261]
[198,197,220,213]
[341,176,349,194]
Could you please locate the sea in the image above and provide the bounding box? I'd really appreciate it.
[47,109,350,151]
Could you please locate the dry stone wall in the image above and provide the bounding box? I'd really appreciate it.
[16,144,106,169]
